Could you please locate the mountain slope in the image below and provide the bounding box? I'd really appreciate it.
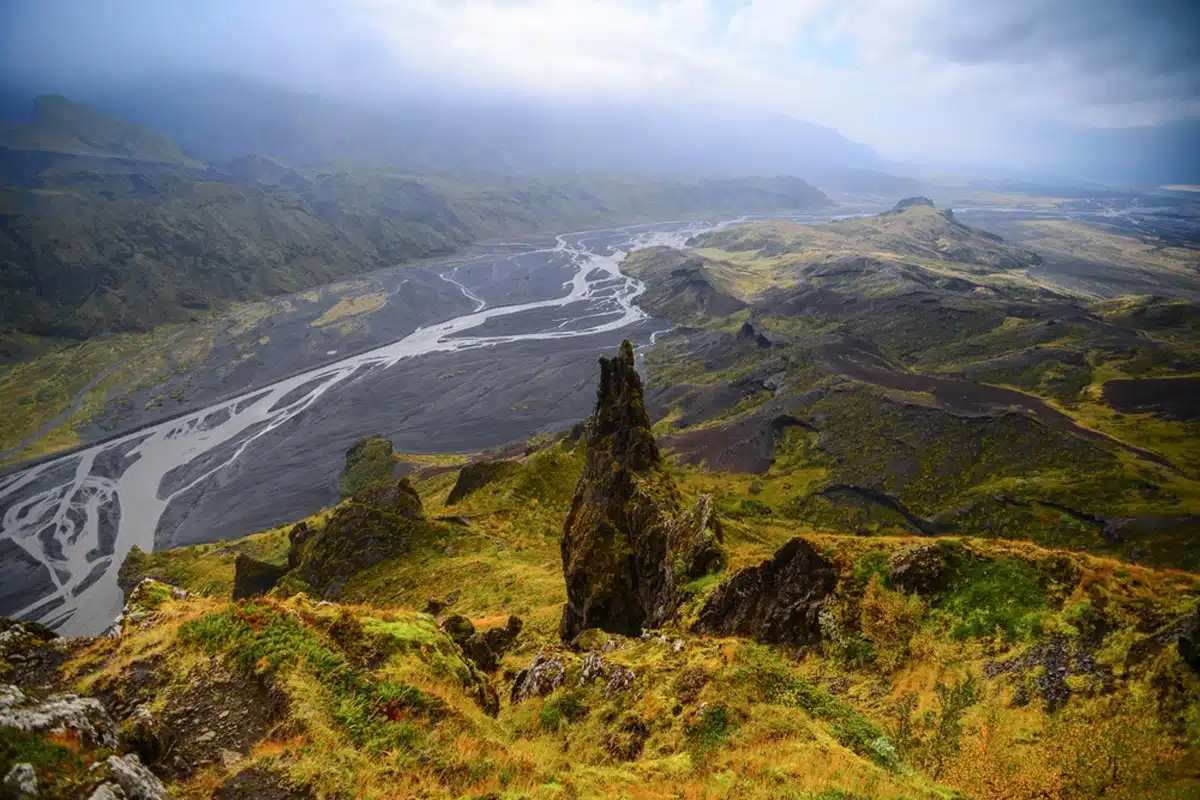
[72,76,882,174]
[0,96,830,351]
[8,368,1196,799]
[0,94,197,165]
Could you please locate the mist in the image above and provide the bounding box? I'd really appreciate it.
[2,0,1198,183]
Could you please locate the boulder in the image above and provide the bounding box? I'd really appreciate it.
[511,651,566,703]
[106,754,168,800]
[559,340,724,642]
[694,537,837,649]
[446,460,520,505]
[232,554,288,600]
[0,684,117,749]
[886,544,947,595]
[3,763,36,798]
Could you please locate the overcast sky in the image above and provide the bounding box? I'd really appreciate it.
[1,0,1197,166]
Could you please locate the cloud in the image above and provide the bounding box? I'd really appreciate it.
[0,0,1196,166]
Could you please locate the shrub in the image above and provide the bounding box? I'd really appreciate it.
[940,558,1045,641]
[887,675,978,778]
[539,689,589,731]
[860,576,926,672]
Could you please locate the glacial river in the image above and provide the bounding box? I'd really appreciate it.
[0,222,713,634]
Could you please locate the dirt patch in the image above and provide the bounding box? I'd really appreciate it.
[215,763,314,800]
[664,409,808,474]
[1102,377,1200,421]
[152,664,287,781]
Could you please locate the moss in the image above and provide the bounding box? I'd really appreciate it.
[937,556,1047,641]
[341,435,397,498]
[0,726,102,797]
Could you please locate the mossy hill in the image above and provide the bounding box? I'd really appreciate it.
[5,344,1199,799]
[628,202,1200,570]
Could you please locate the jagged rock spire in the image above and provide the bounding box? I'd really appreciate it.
[559,340,723,643]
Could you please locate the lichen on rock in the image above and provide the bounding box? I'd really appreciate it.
[559,340,724,642]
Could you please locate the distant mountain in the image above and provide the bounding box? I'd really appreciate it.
[0,98,830,351]
[66,77,881,175]
[0,94,197,165]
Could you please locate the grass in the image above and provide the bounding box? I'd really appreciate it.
[309,289,388,328]
[1017,219,1200,278]
[43,437,1200,799]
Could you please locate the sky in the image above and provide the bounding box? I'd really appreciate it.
[1,0,1197,171]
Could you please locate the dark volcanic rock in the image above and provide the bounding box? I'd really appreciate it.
[446,460,520,505]
[289,504,437,599]
[232,554,288,600]
[736,321,772,349]
[273,442,441,599]
[1128,605,1200,676]
[694,537,837,649]
[559,340,724,642]
[440,614,523,672]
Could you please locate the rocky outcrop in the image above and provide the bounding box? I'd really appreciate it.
[446,460,520,505]
[887,544,947,595]
[736,321,772,349]
[288,503,435,600]
[890,196,935,213]
[272,440,435,600]
[559,340,724,642]
[694,537,837,649]
[439,614,523,672]
[232,554,289,600]
[511,651,566,703]
[340,435,400,498]
[1127,604,1200,676]
[0,683,118,749]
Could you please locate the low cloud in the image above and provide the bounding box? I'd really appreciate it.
[1,0,1196,166]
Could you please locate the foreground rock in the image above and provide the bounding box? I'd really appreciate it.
[446,460,520,505]
[559,341,724,642]
[439,614,524,672]
[232,554,289,600]
[694,537,837,649]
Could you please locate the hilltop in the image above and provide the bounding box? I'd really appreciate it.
[3,346,1197,799]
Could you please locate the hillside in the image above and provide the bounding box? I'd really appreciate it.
[0,94,198,165]
[0,96,830,357]
[3,348,1196,799]
[628,200,1200,570]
